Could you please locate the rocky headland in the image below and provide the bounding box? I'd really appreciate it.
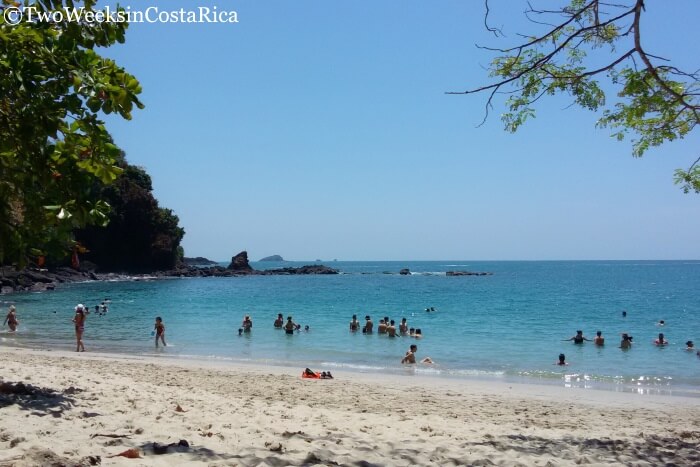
[0,251,338,294]
[163,251,337,277]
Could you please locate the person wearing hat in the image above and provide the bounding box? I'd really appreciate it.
[3,305,19,332]
[242,315,253,333]
[72,304,87,352]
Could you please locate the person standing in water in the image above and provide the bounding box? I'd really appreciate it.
[594,331,605,346]
[620,333,633,349]
[274,313,284,328]
[363,315,374,334]
[284,316,297,335]
[154,316,167,347]
[3,305,19,332]
[242,315,253,333]
[349,314,360,332]
[564,330,591,344]
[399,318,408,335]
[72,304,86,352]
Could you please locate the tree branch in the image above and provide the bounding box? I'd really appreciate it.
[483,0,504,37]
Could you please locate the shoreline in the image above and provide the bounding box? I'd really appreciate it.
[1,347,699,466]
[3,346,700,406]
[4,338,700,399]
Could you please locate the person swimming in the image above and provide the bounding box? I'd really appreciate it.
[685,340,694,351]
[655,333,668,346]
[556,353,568,365]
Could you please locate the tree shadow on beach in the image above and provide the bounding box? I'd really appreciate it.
[0,381,78,417]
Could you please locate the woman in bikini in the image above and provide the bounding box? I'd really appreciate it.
[72,304,86,352]
[154,316,167,347]
[3,305,19,332]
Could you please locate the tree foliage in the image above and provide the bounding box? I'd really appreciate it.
[75,157,185,272]
[0,0,144,266]
[451,0,700,194]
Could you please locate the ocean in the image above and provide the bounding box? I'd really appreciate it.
[2,260,699,395]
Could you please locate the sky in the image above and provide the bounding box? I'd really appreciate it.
[100,0,700,261]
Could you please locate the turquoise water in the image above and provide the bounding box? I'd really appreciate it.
[2,261,699,395]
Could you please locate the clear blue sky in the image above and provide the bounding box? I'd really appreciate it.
[103,0,700,261]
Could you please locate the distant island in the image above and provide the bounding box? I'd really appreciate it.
[182,257,219,266]
[259,255,284,262]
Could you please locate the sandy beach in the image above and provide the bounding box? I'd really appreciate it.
[1,348,699,466]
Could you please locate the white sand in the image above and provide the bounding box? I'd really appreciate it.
[1,347,699,466]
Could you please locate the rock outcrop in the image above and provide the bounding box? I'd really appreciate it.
[0,266,96,294]
[182,257,218,266]
[446,271,493,276]
[263,265,337,275]
[227,251,253,271]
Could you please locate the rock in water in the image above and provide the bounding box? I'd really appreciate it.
[227,251,253,271]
